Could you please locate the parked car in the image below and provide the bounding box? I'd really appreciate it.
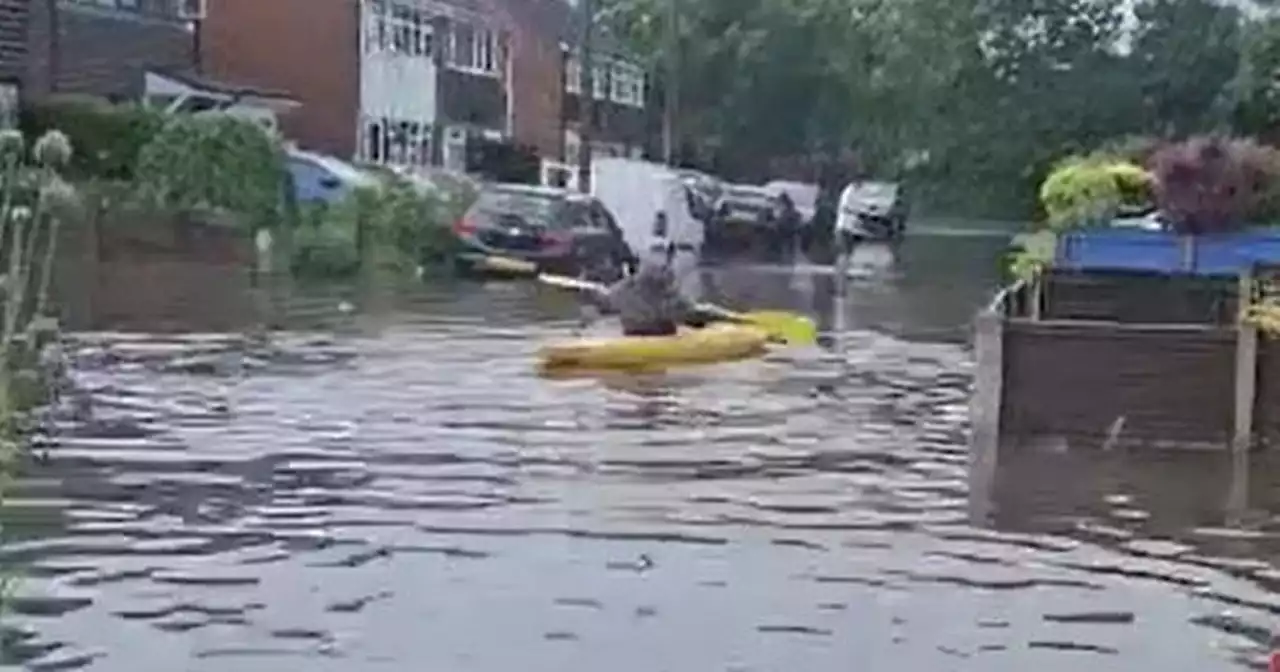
[764,180,818,225]
[452,183,636,279]
[286,149,379,205]
[716,184,777,227]
[675,169,723,223]
[837,180,909,241]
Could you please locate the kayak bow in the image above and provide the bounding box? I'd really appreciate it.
[537,273,817,346]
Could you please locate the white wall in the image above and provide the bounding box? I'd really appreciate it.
[358,0,438,166]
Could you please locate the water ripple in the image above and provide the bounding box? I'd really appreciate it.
[4,266,1280,670]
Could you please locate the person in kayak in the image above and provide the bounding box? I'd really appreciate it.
[580,243,707,337]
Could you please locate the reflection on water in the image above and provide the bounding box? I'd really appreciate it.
[4,228,1279,671]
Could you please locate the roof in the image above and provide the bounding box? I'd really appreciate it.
[146,68,295,102]
[484,182,569,198]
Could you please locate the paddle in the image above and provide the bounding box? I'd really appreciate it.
[538,273,817,345]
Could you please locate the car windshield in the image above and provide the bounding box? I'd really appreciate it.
[475,188,564,227]
[727,187,772,204]
[850,182,898,200]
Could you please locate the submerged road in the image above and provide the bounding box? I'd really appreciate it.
[3,227,1279,671]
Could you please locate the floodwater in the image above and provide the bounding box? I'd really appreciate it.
[4,224,1280,671]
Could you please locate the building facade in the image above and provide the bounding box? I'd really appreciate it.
[25,0,197,100]
[0,0,26,126]
[561,43,648,165]
[493,0,649,167]
[488,0,565,160]
[203,0,510,169]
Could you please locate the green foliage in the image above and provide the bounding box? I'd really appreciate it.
[18,95,164,181]
[1038,158,1152,230]
[292,173,475,279]
[600,0,1269,217]
[1008,230,1058,281]
[133,115,287,229]
[292,211,360,278]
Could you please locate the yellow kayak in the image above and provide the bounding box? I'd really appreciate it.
[538,323,770,373]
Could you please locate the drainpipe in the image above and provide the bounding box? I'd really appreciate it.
[46,0,60,93]
[661,0,677,165]
[191,18,203,75]
[576,0,593,193]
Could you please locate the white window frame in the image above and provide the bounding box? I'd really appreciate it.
[591,62,608,100]
[564,51,609,100]
[65,0,141,12]
[359,115,435,168]
[449,22,501,77]
[564,129,581,167]
[0,82,17,130]
[609,62,644,107]
[363,0,434,58]
[564,55,581,94]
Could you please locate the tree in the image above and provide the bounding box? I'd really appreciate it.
[599,0,1274,218]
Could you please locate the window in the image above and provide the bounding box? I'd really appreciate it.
[63,0,142,11]
[592,63,607,100]
[610,62,645,107]
[564,55,581,93]
[365,0,434,58]
[361,115,434,167]
[449,22,500,75]
[0,83,17,130]
[590,203,617,232]
[564,130,581,166]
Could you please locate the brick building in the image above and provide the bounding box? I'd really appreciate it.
[489,0,649,181]
[0,0,26,125]
[203,0,510,169]
[25,0,196,100]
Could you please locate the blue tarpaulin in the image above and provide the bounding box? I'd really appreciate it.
[1055,229,1280,276]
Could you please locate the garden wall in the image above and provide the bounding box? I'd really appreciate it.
[1251,338,1280,445]
[1000,320,1237,447]
[54,207,258,332]
[1041,269,1237,324]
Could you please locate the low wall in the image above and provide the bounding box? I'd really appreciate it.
[54,206,259,332]
[1041,270,1237,324]
[1000,320,1237,446]
[1253,338,1280,445]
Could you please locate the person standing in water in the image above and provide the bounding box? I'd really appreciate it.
[834,180,872,275]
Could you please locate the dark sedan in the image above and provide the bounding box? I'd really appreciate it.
[452,183,636,280]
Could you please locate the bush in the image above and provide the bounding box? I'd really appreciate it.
[133,114,287,230]
[1147,135,1280,234]
[18,95,164,181]
[291,172,474,279]
[291,213,360,278]
[1038,156,1152,230]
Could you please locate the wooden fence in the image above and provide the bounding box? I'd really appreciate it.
[972,269,1276,453]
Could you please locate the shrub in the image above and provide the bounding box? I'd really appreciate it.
[19,95,164,181]
[133,114,287,230]
[291,213,360,278]
[1038,157,1152,230]
[1147,135,1280,234]
[291,172,475,279]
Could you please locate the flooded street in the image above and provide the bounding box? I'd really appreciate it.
[5,225,1280,671]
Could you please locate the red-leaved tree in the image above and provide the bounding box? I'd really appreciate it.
[1147,136,1280,234]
